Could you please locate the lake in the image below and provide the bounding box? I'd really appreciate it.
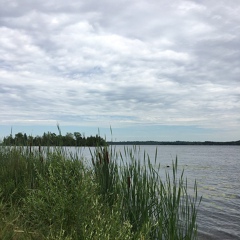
[67,145,240,239]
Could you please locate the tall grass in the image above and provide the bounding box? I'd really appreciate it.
[0,144,201,239]
[92,146,201,239]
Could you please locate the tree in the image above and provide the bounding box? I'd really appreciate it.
[15,132,24,145]
[64,133,75,146]
[2,131,107,146]
[74,132,82,146]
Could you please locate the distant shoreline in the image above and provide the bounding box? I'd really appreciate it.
[107,140,240,146]
[1,140,239,147]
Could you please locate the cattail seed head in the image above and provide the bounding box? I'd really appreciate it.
[127,176,131,189]
[105,150,110,164]
[98,152,102,164]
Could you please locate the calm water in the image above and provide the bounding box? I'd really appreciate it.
[68,145,240,239]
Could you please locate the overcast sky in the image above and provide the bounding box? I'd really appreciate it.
[0,0,239,141]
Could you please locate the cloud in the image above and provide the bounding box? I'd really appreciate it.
[0,0,239,140]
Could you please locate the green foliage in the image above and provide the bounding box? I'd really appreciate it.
[2,131,107,146]
[0,146,39,204]
[91,146,201,239]
[23,155,85,236]
[0,146,132,239]
[0,144,201,239]
[91,146,120,206]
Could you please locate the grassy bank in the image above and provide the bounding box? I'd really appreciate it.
[0,145,201,239]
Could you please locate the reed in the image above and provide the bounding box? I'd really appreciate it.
[0,143,201,239]
[91,146,201,239]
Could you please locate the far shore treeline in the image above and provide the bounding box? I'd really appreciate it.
[1,132,106,146]
[1,131,239,146]
[108,140,240,146]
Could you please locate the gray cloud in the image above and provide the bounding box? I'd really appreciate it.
[0,0,239,140]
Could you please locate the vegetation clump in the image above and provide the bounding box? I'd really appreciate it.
[0,143,201,239]
[2,131,106,146]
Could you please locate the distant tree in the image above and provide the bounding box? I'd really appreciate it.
[74,132,82,146]
[28,136,34,145]
[34,135,42,146]
[3,135,14,145]
[23,133,28,143]
[63,132,75,146]
[2,131,107,146]
[15,132,24,145]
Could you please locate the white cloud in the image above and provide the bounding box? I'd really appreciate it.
[0,0,239,140]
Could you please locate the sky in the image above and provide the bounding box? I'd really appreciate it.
[0,0,240,142]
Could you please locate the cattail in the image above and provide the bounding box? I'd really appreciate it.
[29,143,32,154]
[98,152,102,164]
[127,176,131,189]
[105,150,110,164]
[91,157,95,166]
[39,145,41,153]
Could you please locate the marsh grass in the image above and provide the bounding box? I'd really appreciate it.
[0,144,201,239]
[92,146,201,239]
